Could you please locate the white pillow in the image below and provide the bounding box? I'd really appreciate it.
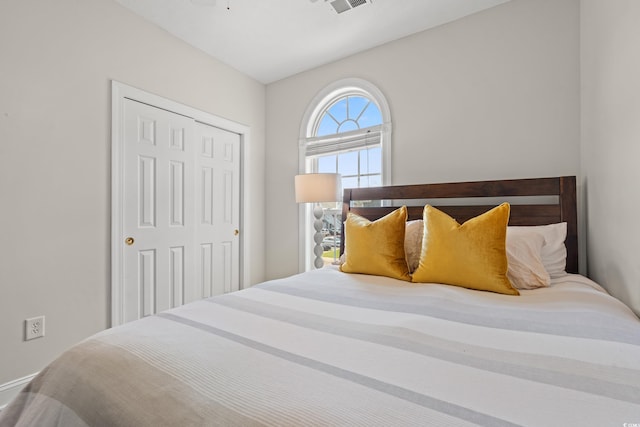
[508,223,567,278]
[404,220,423,273]
[505,229,550,289]
[403,220,566,287]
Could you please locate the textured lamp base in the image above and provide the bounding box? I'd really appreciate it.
[313,204,324,269]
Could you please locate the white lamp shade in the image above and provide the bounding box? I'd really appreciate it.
[295,173,342,203]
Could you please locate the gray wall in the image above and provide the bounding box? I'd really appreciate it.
[0,0,266,385]
[266,0,581,280]
[580,0,640,315]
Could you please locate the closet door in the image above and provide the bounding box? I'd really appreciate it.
[193,122,241,301]
[121,99,196,322]
[119,100,241,323]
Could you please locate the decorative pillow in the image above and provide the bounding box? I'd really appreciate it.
[506,229,550,289]
[509,223,567,278]
[340,206,411,281]
[404,220,423,272]
[404,219,551,289]
[411,203,519,295]
[339,218,423,272]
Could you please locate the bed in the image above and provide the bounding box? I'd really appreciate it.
[2,176,639,427]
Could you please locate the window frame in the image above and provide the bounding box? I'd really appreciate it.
[298,78,392,272]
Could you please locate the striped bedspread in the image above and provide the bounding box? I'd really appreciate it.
[2,268,640,426]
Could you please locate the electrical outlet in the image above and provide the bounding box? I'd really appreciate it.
[25,316,45,341]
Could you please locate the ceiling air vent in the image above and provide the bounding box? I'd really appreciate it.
[329,0,369,14]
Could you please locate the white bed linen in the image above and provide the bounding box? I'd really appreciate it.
[1,267,639,427]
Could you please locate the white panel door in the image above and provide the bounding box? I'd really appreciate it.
[112,82,248,326]
[122,99,196,323]
[194,122,240,300]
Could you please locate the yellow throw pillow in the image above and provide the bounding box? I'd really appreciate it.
[340,206,411,281]
[411,203,519,295]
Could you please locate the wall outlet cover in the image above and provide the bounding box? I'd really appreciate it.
[25,316,45,341]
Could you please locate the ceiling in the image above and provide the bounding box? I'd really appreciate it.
[115,0,509,84]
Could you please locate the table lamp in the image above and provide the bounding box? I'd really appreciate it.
[295,173,342,268]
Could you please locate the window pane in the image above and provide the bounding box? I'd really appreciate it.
[321,209,341,263]
[358,102,383,128]
[317,155,336,173]
[328,98,347,123]
[366,147,382,174]
[369,174,382,187]
[316,114,338,136]
[337,151,358,176]
[348,96,369,120]
[337,120,358,133]
[359,149,368,174]
[342,176,358,190]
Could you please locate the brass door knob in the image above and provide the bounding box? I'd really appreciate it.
[234,229,239,236]
[125,237,135,246]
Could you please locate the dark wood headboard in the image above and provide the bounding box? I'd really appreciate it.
[340,176,578,273]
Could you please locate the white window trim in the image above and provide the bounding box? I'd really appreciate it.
[298,78,392,272]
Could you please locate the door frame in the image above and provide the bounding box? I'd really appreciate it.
[111,81,251,327]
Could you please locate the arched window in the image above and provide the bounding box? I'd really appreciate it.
[299,78,392,271]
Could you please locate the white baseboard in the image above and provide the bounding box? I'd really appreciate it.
[0,373,38,411]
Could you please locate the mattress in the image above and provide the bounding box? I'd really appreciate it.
[2,267,639,426]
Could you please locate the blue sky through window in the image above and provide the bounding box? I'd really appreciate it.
[318,155,336,173]
[316,95,382,137]
[358,103,383,128]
